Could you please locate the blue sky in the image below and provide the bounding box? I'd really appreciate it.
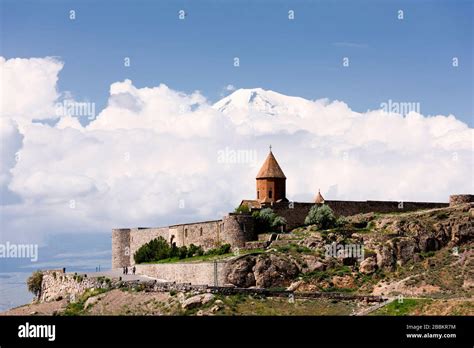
[2,0,472,125]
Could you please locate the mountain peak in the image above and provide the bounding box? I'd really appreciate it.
[213,88,309,115]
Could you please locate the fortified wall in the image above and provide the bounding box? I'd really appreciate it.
[112,214,255,268]
[272,200,450,230]
[112,198,455,268]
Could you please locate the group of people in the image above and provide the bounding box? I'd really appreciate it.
[122,266,136,275]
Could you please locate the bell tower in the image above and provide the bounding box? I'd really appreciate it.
[256,146,286,203]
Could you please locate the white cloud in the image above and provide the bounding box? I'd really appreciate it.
[0,57,63,126]
[0,57,472,244]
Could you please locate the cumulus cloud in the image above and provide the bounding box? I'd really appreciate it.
[0,57,63,126]
[0,56,472,244]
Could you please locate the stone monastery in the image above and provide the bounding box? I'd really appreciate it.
[113,148,470,268]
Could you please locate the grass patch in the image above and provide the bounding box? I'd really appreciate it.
[276,243,312,254]
[371,298,433,316]
[144,248,265,264]
[62,288,109,316]
[301,265,352,282]
[216,295,356,316]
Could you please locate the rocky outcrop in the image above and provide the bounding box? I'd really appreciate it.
[254,254,299,288]
[39,270,109,302]
[225,256,257,287]
[225,253,299,288]
[372,204,473,270]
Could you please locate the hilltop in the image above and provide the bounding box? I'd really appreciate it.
[3,203,472,316]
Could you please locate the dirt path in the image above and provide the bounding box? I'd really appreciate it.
[1,299,68,316]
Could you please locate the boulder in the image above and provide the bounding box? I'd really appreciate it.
[331,275,356,289]
[210,305,221,313]
[84,294,104,309]
[287,280,303,291]
[394,237,417,265]
[376,243,396,271]
[359,257,377,274]
[254,254,299,288]
[225,256,257,288]
[300,255,326,273]
[181,293,214,310]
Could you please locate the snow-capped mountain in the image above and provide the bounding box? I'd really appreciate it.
[213,88,315,117]
[212,88,354,136]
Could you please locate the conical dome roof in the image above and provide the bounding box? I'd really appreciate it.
[256,150,286,179]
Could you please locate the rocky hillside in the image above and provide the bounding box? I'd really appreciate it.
[224,203,473,298]
[3,203,472,316]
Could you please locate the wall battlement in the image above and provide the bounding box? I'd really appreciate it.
[112,198,453,268]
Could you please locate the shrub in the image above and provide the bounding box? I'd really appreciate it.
[271,216,287,229]
[304,204,336,229]
[196,246,204,256]
[217,243,231,254]
[134,237,171,263]
[336,216,347,227]
[187,244,198,257]
[205,243,232,256]
[234,204,250,214]
[27,271,43,299]
[253,208,286,232]
[178,246,188,259]
[169,244,179,258]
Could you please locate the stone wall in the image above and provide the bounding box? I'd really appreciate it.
[271,203,314,230]
[450,194,474,206]
[271,200,449,230]
[326,200,448,217]
[129,227,169,266]
[170,220,222,250]
[113,198,450,268]
[136,262,227,286]
[114,218,245,267]
[40,270,105,302]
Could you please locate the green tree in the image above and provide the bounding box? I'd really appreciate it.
[304,204,336,229]
[134,236,171,263]
[27,271,43,299]
[271,215,287,229]
[253,208,286,232]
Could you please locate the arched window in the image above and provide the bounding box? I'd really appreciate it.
[200,227,203,236]
[269,190,273,199]
[257,190,259,199]
[185,229,188,238]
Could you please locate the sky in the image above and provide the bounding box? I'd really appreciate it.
[0,0,473,308]
[1,0,473,125]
